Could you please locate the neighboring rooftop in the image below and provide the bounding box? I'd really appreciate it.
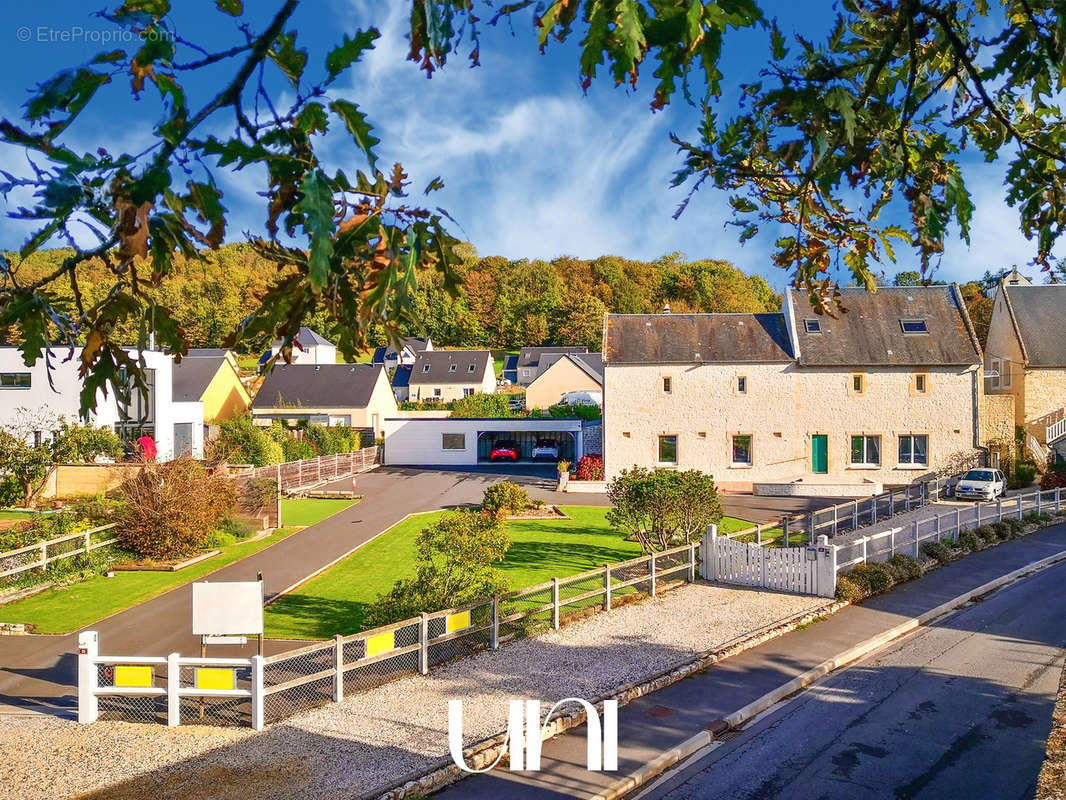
[537,352,604,384]
[271,327,335,350]
[517,346,588,368]
[171,356,227,403]
[605,314,793,364]
[1003,284,1066,367]
[252,363,384,409]
[408,350,492,384]
[790,286,982,367]
[391,364,412,389]
[372,336,431,364]
[185,348,229,358]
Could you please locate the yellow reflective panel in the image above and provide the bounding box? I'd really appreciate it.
[114,665,153,688]
[446,610,471,633]
[366,630,395,657]
[195,667,236,691]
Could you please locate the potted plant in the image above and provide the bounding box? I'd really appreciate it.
[557,460,571,491]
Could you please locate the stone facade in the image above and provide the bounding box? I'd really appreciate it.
[603,362,981,491]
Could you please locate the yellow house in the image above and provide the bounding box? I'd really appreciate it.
[172,351,252,424]
[524,353,603,410]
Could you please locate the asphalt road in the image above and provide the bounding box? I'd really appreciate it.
[0,465,837,716]
[640,558,1066,800]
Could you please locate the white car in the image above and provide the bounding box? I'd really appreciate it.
[531,439,560,461]
[953,469,1007,501]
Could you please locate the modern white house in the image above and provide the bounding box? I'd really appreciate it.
[382,417,585,466]
[0,347,204,460]
[372,336,433,370]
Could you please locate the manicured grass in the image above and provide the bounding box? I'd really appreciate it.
[263,506,752,640]
[0,527,302,634]
[0,510,39,521]
[281,498,357,527]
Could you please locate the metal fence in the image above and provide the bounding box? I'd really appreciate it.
[241,448,380,493]
[79,543,697,729]
[835,487,1063,571]
[0,523,118,580]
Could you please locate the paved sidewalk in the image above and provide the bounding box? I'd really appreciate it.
[438,523,1066,799]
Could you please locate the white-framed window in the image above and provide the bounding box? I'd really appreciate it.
[0,372,31,389]
[850,434,881,466]
[442,433,466,450]
[1002,358,1012,388]
[803,318,822,334]
[463,387,475,396]
[449,364,457,372]
[731,434,753,466]
[662,376,672,393]
[898,434,928,466]
[422,364,431,373]
[988,358,1001,389]
[737,376,747,394]
[433,388,442,397]
[850,373,865,394]
[658,435,678,464]
[900,318,929,334]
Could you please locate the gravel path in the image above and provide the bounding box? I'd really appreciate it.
[0,582,826,800]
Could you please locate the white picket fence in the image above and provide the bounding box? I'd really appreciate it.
[0,523,119,580]
[700,524,837,598]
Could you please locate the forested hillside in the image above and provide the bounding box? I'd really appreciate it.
[2,244,779,352]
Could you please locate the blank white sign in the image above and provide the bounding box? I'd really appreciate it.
[192,581,264,635]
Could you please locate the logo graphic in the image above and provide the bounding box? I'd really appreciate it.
[449,698,618,773]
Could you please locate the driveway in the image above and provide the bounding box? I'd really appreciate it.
[0,467,841,714]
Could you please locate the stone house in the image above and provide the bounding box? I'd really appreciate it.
[407,350,496,403]
[984,283,1066,466]
[602,286,986,494]
[524,352,603,410]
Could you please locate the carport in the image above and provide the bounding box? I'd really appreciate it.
[382,417,584,467]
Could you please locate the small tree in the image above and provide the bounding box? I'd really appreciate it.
[366,511,511,626]
[481,481,530,517]
[606,467,723,554]
[116,456,236,560]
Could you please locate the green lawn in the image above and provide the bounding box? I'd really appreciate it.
[0,510,40,521]
[263,506,751,640]
[0,527,302,634]
[281,498,357,527]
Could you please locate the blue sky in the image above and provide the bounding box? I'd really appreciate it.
[0,1,1045,292]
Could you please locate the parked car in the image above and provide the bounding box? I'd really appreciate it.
[489,439,520,462]
[508,397,524,412]
[953,469,1007,501]
[531,438,560,461]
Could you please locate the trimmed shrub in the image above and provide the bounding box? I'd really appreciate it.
[920,540,952,565]
[887,553,922,582]
[836,575,866,603]
[1013,461,1038,487]
[283,437,316,462]
[481,481,530,516]
[219,517,256,540]
[548,403,601,421]
[990,521,1012,541]
[1005,517,1026,537]
[575,454,605,481]
[849,562,894,595]
[958,531,981,552]
[1040,470,1066,490]
[1023,511,1051,527]
[976,525,998,544]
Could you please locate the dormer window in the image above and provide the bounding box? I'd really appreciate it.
[468,363,476,372]
[422,364,431,373]
[900,318,928,334]
[449,364,457,372]
[803,319,821,334]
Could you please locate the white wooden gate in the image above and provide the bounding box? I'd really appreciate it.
[699,526,837,598]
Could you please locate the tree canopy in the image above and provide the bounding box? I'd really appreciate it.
[2,0,1061,409]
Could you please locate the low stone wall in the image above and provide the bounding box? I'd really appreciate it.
[564,480,608,493]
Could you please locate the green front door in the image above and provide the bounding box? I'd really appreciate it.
[812,435,828,474]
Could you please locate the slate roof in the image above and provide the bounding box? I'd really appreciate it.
[252,364,384,409]
[536,352,604,384]
[392,364,412,389]
[186,348,229,358]
[502,354,519,381]
[605,314,794,364]
[371,337,430,364]
[171,356,226,402]
[517,346,588,368]
[408,350,492,384]
[271,327,335,351]
[1003,285,1066,367]
[790,286,982,367]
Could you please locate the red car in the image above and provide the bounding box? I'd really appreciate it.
[489,439,520,462]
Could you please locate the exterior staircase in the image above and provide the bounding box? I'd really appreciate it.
[1048,410,1066,446]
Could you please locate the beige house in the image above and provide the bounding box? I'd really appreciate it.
[524,353,603,410]
[408,350,496,402]
[603,286,986,493]
[251,363,397,437]
[984,283,1066,465]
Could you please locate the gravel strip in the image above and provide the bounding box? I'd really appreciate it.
[1,582,824,800]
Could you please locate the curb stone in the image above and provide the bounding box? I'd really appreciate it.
[598,546,1066,800]
[369,597,844,800]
